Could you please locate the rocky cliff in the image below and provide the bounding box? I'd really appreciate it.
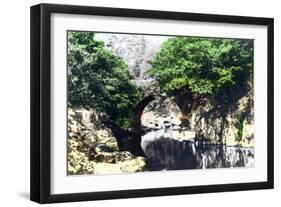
[190,86,254,147]
[67,108,146,175]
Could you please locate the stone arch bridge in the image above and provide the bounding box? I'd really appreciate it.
[101,80,198,157]
[130,81,196,130]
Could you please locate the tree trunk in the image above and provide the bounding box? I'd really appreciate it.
[173,88,194,128]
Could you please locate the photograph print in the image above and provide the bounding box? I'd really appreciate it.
[67,31,254,176]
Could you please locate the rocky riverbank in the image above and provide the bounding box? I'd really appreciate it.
[67,108,146,175]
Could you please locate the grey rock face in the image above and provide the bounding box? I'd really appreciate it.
[95,33,169,79]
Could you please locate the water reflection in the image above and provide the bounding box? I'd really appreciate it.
[141,129,254,171]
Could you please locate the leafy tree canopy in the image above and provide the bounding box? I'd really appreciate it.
[149,37,253,96]
[68,31,140,128]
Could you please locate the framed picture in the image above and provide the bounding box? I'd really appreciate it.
[30,3,274,203]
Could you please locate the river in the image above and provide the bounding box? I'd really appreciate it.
[141,129,254,171]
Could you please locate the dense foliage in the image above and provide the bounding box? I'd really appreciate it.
[149,37,253,96]
[68,31,140,128]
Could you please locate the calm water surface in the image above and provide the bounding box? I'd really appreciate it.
[141,129,254,171]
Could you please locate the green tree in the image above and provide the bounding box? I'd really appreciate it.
[149,37,253,96]
[68,31,140,128]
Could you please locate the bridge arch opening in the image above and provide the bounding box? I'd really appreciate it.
[141,97,182,129]
[130,95,193,130]
[130,87,196,130]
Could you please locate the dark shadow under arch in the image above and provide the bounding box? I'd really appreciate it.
[130,95,156,129]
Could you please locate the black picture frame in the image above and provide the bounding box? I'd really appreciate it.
[30,3,274,204]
